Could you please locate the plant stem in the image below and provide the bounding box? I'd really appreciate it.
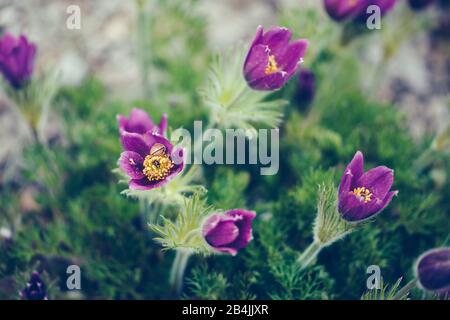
[169,249,191,295]
[297,241,323,269]
[392,279,418,300]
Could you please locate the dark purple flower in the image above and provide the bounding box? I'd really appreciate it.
[296,69,316,105]
[338,151,398,222]
[323,0,367,21]
[0,33,36,89]
[117,108,167,136]
[416,248,450,295]
[202,210,256,256]
[243,26,308,91]
[408,0,434,10]
[118,131,184,190]
[19,271,48,300]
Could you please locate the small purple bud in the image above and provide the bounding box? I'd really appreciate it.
[19,271,48,300]
[243,26,308,91]
[338,151,398,222]
[202,210,256,256]
[296,69,316,105]
[0,33,36,89]
[416,248,450,295]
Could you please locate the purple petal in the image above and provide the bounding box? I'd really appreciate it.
[248,25,265,48]
[244,44,270,84]
[126,108,155,134]
[118,151,145,179]
[356,166,394,199]
[339,193,368,222]
[339,151,364,196]
[347,151,365,182]
[205,221,240,247]
[225,210,256,249]
[158,113,168,135]
[248,72,288,91]
[120,132,150,157]
[416,248,450,294]
[374,190,398,214]
[260,26,292,57]
[279,39,308,76]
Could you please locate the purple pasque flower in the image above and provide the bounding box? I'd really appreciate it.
[338,151,398,222]
[416,248,450,295]
[202,210,256,256]
[0,33,36,89]
[243,26,308,91]
[118,131,184,190]
[19,271,48,300]
[117,108,167,136]
[323,0,367,21]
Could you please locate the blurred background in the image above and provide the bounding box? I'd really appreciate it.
[0,0,449,300]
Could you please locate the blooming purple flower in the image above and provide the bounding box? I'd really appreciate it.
[19,271,48,300]
[202,210,256,256]
[296,69,316,105]
[117,108,167,136]
[338,151,398,222]
[0,33,36,89]
[118,131,184,190]
[243,26,308,91]
[416,248,450,295]
[323,0,367,21]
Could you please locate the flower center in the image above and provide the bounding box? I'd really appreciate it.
[142,153,174,181]
[350,187,373,203]
[265,55,279,75]
[348,0,358,7]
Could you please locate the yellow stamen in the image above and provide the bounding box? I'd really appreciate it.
[348,0,358,7]
[142,153,174,181]
[350,187,373,203]
[265,55,279,75]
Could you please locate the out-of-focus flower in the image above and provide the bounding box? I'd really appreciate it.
[408,0,434,10]
[19,271,48,300]
[323,0,367,21]
[0,33,36,89]
[416,248,450,295]
[338,151,398,222]
[118,131,184,190]
[243,26,308,91]
[202,209,256,256]
[296,69,316,105]
[117,108,167,136]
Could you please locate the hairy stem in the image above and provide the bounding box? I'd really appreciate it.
[169,249,191,295]
[297,241,323,269]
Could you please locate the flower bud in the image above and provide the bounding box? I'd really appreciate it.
[202,209,256,256]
